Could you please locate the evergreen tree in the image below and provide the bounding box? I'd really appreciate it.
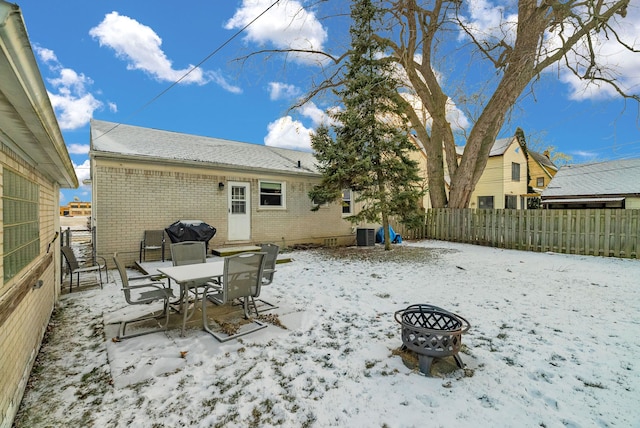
[309,0,424,250]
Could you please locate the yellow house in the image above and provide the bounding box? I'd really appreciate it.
[463,136,529,209]
[410,131,558,209]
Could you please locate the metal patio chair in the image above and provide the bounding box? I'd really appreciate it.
[61,245,106,292]
[170,241,211,300]
[113,252,174,339]
[253,243,280,312]
[139,230,166,262]
[201,252,267,342]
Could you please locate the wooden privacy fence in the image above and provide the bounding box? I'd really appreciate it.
[399,209,640,259]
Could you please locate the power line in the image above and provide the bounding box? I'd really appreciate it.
[94,0,282,140]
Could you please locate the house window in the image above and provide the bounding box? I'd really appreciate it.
[478,196,494,209]
[259,181,285,208]
[505,195,517,209]
[537,177,544,187]
[342,189,353,214]
[511,163,520,181]
[311,198,329,209]
[3,169,40,282]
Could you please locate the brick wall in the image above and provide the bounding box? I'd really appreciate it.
[93,158,358,267]
[0,144,60,427]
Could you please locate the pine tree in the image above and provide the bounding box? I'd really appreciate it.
[309,0,424,250]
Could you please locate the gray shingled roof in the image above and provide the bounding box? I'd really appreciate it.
[542,158,640,197]
[455,137,515,157]
[90,119,319,176]
[530,151,557,172]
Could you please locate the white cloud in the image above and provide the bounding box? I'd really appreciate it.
[89,12,241,93]
[67,144,90,155]
[73,159,91,185]
[459,0,640,101]
[268,82,301,100]
[264,116,313,150]
[47,92,102,130]
[226,0,328,65]
[34,45,104,130]
[556,8,640,101]
[108,102,118,113]
[458,0,518,45]
[298,101,329,126]
[401,93,470,132]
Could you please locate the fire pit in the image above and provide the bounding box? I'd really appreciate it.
[394,304,470,376]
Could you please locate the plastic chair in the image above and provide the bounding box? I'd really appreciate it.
[113,253,174,339]
[139,230,166,262]
[201,252,267,342]
[61,246,106,292]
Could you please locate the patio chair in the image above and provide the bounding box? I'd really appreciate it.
[139,230,166,262]
[61,246,106,292]
[170,241,207,266]
[170,241,211,300]
[113,253,174,339]
[252,243,280,312]
[201,252,267,342]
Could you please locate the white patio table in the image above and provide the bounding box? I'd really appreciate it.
[158,259,224,336]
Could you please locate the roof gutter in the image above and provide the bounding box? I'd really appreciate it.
[0,1,78,188]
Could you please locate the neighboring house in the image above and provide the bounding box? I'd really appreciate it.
[453,135,529,209]
[411,132,556,210]
[541,159,640,209]
[0,2,78,427]
[528,150,558,194]
[59,201,91,217]
[89,120,360,267]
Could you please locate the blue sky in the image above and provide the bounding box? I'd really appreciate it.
[17,1,640,204]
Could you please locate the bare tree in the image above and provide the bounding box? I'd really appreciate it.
[384,0,637,207]
[240,0,638,208]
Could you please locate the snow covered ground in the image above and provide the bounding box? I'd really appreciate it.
[14,240,640,427]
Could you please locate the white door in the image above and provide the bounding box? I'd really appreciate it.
[228,181,251,241]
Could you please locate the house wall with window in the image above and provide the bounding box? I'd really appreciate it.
[0,2,78,426]
[90,120,358,267]
[467,137,528,209]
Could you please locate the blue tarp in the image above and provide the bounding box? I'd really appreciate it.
[375,226,402,244]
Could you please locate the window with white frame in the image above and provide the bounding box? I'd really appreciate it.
[259,181,285,208]
[511,162,521,181]
[537,177,544,187]
[3,169,40,282]
[342,189,353,214]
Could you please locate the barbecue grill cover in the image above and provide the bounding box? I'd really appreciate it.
[165,220,217,245]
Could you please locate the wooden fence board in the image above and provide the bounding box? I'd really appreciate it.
[414,208,640,259]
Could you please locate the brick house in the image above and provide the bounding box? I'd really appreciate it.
[89,120,362,266]
[0,2,78,426]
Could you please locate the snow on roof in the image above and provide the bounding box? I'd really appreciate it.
[542,158,640,197]
[455,136,516,157]
[90,119,319,175]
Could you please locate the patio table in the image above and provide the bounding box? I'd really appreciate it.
[158,259,224,336]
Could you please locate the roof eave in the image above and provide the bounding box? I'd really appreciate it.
[90,150,321,178]
[0,2,78,188]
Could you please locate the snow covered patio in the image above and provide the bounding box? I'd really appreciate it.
[14,240,640,427]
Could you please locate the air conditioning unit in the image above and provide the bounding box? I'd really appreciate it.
[356,228,375,246]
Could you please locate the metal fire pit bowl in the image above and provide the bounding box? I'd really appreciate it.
[394,304,470,376]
